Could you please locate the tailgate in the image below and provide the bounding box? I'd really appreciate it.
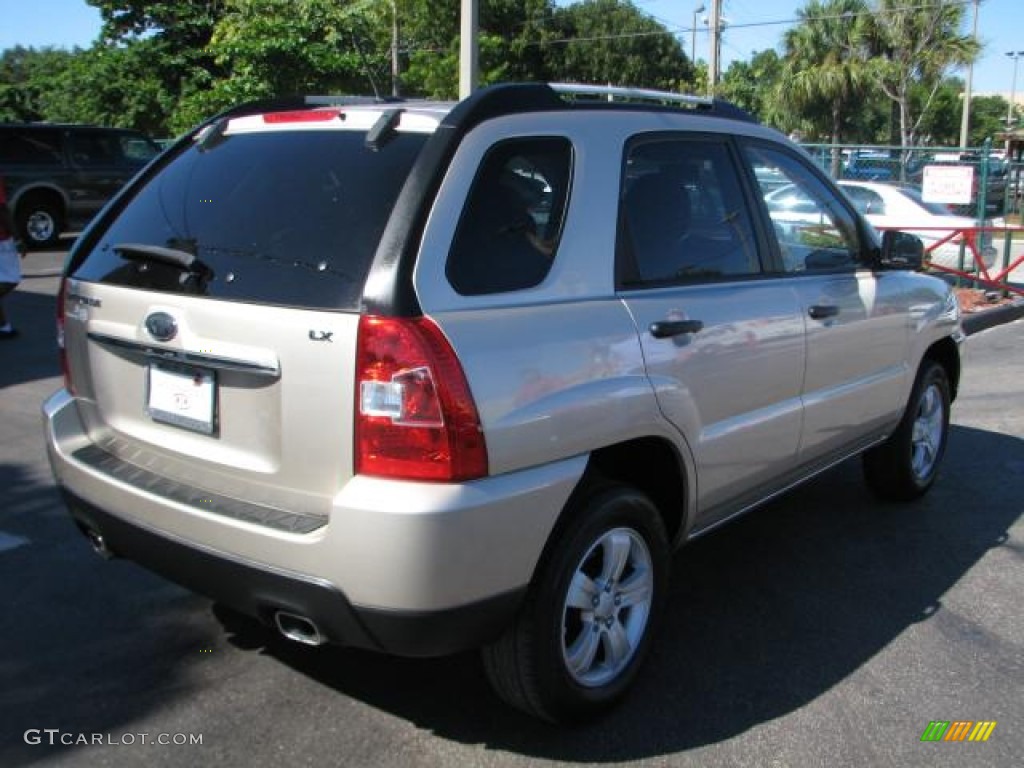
[63,279,358,521]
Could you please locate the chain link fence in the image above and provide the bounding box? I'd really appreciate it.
[801,143,1021,219]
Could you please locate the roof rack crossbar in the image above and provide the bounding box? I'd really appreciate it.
[548,83,713,108]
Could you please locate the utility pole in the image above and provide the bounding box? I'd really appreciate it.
[391,0,401,98]
[1007,51,1024,129]
[459,0,478,100]
[708,0,721,96]
[958,0,979,147]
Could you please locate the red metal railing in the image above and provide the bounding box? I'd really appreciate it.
[875,224,1024,296]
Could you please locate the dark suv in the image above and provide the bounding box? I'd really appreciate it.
[0,123,160,248]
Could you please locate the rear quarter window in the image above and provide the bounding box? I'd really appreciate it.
[446,137,572,296]
[70,129,428,310]
[0,129,63,166]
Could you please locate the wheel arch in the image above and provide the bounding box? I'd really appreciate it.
[923,336,960,401]
[529,437,692,566]
[585,437,690,547]
[11,183,69,217]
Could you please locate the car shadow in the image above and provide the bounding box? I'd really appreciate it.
[201,423,1022,759]
[0,461,227,767]
[0,288,60,390]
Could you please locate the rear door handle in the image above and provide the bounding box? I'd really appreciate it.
[649,320,704,338]
[808,305,840,320]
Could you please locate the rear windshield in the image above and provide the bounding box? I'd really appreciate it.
[70,128,428,310]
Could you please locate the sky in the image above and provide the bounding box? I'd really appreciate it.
[0,0,1022,98]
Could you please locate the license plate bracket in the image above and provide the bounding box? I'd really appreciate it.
[147,363,216,435]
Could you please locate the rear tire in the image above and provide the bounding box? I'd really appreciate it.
[482,482,669,723]
[863,361,950,501]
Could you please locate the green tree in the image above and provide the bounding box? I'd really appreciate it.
[173,0,383,130]
[551,0,691,91]
[88,0,223,49]
[915,78,963,145]
[868,0,978,148]
[719,49,783,124]
[0,46,77,122]
[87,0,227,134]
[777,0,874,171]
[402,0,563,99]
[46,42,178,134]
[968,94,1011,146]
[918,80,1011,148]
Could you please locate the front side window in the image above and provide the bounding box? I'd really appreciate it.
[119,135,161,164]
[619,137,761,285]
[748,143,865,273]
[447,137,572,295]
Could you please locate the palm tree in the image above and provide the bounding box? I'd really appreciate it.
[867,0,979,149]
[778,0,873,175]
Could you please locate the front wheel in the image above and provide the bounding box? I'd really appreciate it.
[482,482,669,723]
[863,361,951,501]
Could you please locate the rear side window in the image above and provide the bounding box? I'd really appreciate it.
[0,129,62,166]
[67,131,124,166]
[70,129,428,310]
[447,137,572,295]
[66,130,158,166]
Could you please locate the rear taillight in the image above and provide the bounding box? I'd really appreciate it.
[355,315,487,482]
[56,278,74,394]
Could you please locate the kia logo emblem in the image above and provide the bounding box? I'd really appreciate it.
[145,312,178,342]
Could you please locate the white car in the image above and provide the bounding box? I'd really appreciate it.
[837,181,996,271]
[765,181,996,271]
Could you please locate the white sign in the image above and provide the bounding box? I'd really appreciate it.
[921,164,974,205]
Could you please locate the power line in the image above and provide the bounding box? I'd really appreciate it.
[395,0,974,58]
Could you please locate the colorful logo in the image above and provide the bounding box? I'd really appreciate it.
[921,721,997,742]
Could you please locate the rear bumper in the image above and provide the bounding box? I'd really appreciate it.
[43,388,586,656]
[60,488,523,656]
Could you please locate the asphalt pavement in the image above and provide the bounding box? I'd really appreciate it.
[1,247,1022,768]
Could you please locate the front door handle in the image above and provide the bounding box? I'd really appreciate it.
[808,305,840,320]
[650,319,704,338]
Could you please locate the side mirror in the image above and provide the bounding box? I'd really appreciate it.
[879,230,924,270]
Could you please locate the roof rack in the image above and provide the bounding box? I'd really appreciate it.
[549,83,712,108]
[547,82,755,122]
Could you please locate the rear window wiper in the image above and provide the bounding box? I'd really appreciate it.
[114,243,214,278]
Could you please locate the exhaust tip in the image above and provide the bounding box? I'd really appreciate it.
[274,611,325,646]
[78,524,115,560]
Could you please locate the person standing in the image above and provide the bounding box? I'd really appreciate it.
[0,174,26,339]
